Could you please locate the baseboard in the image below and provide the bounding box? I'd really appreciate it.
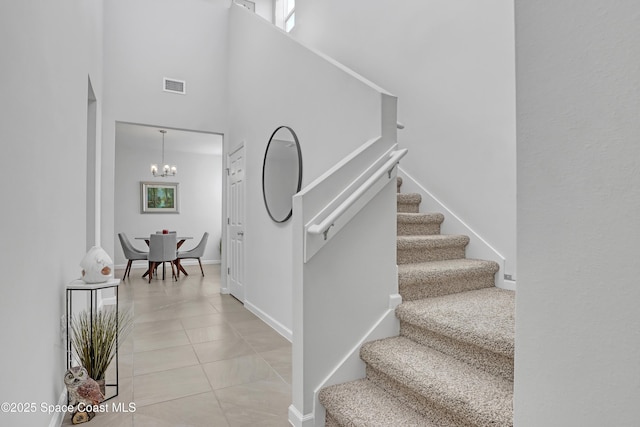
[398,167,513,290]
[115,259,221,270]
[288,404,315,427]
[502,279,517,291]
[48,388,67,427]
[310,297,401,426]
[243,300,293,342]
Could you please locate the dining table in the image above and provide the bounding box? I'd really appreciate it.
[135,236,193,278]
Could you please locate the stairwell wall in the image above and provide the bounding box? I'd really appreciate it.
[292,0,517,280]
[515,1,640,424]
[227,4,391,336]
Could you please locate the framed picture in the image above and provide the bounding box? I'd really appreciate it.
[141,182,179,214]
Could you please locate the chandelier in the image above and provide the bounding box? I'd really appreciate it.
[150,130,177,177]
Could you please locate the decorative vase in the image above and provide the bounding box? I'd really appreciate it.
[80,246,114,284]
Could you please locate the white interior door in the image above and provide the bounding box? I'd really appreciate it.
[227,145,245,302]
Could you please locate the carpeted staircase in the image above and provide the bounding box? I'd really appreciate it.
[319,177,515,426]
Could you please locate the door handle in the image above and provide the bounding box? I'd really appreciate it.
[237,231,244,236]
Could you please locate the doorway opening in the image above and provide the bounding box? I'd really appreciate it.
[113,122,224,278]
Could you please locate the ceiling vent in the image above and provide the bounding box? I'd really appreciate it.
[163,78,186,95]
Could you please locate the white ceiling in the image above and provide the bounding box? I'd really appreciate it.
[116,122,223,155]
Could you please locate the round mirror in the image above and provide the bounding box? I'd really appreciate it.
[262,126,302,223]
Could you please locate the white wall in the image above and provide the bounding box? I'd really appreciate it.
[0,1,103,425]
[228,4,391,334]
[114,142,222,267]
[294,0,517,279]
[102,0,230,261]
[515,1,640,425]
[253,0,274,22]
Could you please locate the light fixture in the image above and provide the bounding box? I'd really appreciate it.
[150,129,177,177]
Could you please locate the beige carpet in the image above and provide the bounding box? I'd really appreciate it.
[319,177,514,426]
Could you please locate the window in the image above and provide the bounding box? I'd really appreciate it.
[285,11,295,32]
[284,0,295,32]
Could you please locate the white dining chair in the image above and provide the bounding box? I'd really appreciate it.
[118,233,148,279]
[147,233,177,282]
[176,232,209,277]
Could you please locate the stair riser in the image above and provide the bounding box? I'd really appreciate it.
[397,202,419,213]
[365,367,474,427]
[399,272,496,300]
[400,323,514,381]
[397,222,441,236]
[397,246,465,264]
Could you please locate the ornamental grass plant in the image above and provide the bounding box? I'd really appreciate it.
[70,306,133,381]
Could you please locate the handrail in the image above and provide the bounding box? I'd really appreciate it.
[307,148,408,239]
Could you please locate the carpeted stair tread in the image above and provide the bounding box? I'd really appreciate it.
[397,212,445,236]
[397,193,421,204]
[397,193,421,213]
[397,234,469,249]
[398,258,498,284]
[319,379,442,427]
[396,288,514,358]
[397,212,445,224]
[397,235,469,264]
[398,259,499,299]
[396,287,514,380]
[361,336,513,426]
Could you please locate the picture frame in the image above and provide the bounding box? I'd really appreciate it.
[141,182,180,214]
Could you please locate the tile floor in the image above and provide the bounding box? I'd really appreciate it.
[62,264,292,426]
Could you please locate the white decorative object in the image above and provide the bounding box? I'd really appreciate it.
[64,366,104,407]
[80,246,114,284]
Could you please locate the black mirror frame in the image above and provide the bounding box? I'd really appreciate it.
[262,125,303,223]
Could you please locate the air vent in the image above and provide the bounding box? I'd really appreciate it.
[163,78,186,95]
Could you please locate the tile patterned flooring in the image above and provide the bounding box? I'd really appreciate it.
[62,264,292,426]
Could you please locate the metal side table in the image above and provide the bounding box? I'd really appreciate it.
[66,278,120,402]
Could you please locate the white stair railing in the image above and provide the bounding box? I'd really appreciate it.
[304,146,407,261]
[291,130,406,427]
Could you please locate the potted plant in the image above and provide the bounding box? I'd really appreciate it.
[70,306,133,394]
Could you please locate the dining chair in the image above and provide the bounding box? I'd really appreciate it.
[147,233,177,283]
[176,232,209,277]
[118,233,148,279]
